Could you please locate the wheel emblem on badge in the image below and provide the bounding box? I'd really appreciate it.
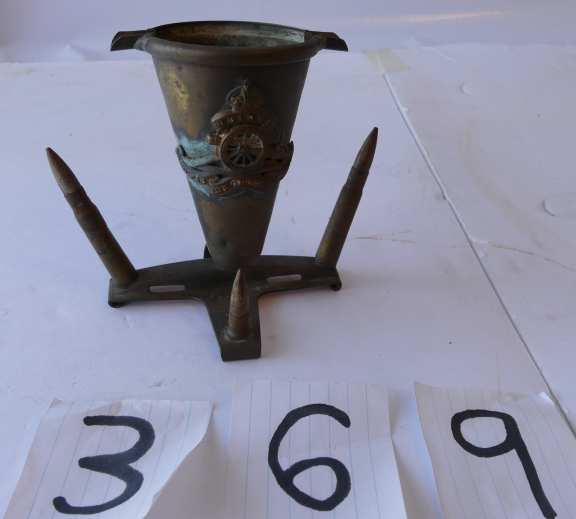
[219,125,266,172]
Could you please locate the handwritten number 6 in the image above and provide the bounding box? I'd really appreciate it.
[53,415,155,515]
[268,404,352,511]
[452,410,556,519]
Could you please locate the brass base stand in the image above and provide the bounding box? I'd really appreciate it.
[108,255,341,361]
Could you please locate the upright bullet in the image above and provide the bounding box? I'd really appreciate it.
[225,269,251,340]
[315,127,378,267]
[46,148,138,288]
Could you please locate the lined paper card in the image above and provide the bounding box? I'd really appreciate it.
[224,380,407,519]
[5,399,212,519]
[415,383,576,519]
[0,395,51,518]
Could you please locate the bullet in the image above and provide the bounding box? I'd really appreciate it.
[46,148,137,288]
[225,269,251,340]
[315,127,378,267]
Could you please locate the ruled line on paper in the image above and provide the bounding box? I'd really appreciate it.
[5,399,212,519]
[531,396,576,490]
[462,390,512,518]
[27,402,73,519]
[416,383,576,519]
[225,380,407,519]
[427,387,468,518]
[445,390,488,519]
[51,403,90,519]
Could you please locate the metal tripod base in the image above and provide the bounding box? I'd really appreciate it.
[108,255,342,361]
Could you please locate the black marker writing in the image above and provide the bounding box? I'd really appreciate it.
[268,403,351,511]
[53,415,155,515]
[452,410,556,519]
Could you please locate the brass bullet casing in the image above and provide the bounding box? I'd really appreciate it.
[225,269,251,341]
[315,128,379,267]
[47,148,137,288]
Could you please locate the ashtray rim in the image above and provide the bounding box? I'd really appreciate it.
[112,20,347,66]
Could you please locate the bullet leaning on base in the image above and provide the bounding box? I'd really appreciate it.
[315,127,379,268]
[46,147,138,288]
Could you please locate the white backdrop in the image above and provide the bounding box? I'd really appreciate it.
[2,0,576,62]
[4,2,576,517]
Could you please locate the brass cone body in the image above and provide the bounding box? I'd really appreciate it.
[112,22,347,270]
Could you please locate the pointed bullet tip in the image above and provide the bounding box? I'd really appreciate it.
[227,269,250,340]
[366,127,378,147]
[46,148,81,195]
[46,147,59,163]
[231,269,247,304]
[353,127,378,171]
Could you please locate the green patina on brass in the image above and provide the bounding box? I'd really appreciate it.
[48,21,377,361]
[177,135,216,168]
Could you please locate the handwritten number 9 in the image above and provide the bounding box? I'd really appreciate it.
[268,404,352,511]
[452,410,556,519]
[53,415,155,515]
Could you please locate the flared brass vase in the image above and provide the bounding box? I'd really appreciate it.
[48,21,378,361]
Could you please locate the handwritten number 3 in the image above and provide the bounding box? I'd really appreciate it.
[452,410,557,519]
[268,404,352,511]
[53,415,155,515]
